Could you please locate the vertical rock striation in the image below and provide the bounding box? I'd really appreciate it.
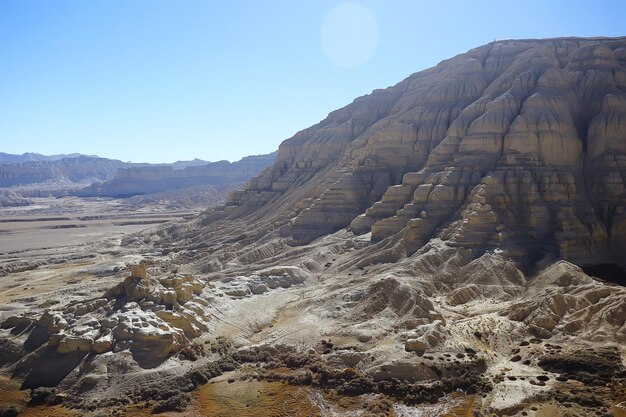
[219,37,626,269]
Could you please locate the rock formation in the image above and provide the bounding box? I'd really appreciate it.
[504,261,626,340]
[217,37,626,272]
[76,152,276,197]
[2,37,626,416]
[1,264,209,379]
[0,152,98,164]
[0,157,128,187]
[0,190,30,207]
[125,36,625,415]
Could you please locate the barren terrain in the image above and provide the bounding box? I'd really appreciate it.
[0,196,200,282]
[2,37,626,416]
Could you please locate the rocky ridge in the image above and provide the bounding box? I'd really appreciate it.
[76,152,276,198]
[0,153,98,164]
[0,157,128,188]
[2,37,626,416]
[220,37,626,271]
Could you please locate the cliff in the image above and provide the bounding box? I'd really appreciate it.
[0,152,98,164]
[77,152,276,197]
[218,37,626,270]
[0,157,128,187]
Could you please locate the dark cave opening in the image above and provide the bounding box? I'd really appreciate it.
[581,264,626,286]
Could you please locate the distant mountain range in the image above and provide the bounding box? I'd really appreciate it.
[0,156,129,188]
[76,153,276,198]
[0,151,276,199]
[0,152,216,167]
[0,152,99,164]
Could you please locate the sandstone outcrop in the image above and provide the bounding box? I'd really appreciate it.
[0,157,127,187]
[0,264,209,369]
[403,320,446,353]
[212,37,626,271]
[0,153,275,205]
[3,38,626,416]
[0,189,30,207]
[358,277,437,320]
[504,261,626,340]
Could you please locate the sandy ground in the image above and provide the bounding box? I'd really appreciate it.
[0,196,193,314]
[0,198,625,416]
[0,196,194,255]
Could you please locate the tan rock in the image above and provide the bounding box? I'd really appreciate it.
[155,310,202,338]
[174,283,194,304]
[131,329,179,359]
[404,338,428,352]
[57,336,94,354]
[160,290,177,306]
[131,264,147,280]
[92,332,114,354]
[212,37,626,269]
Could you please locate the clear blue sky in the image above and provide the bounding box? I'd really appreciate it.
[1,1,625,163]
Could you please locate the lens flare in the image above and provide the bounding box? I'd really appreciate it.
[321,2,379,68]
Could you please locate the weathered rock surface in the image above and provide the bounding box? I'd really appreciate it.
[504,261,626,340]
[0,189,30,207]
[209,37,626,271]
[3,37,626,416]
[77,153,276,197]
[0,157,128,187]
[118,37,626,416]
[1,264,209,371]
[404,320,446,353]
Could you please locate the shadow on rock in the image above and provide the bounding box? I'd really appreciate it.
[13,346,88,389]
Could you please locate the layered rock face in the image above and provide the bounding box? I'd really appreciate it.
[0,153,275,202]
[77,152,275,197]
[2,37,626,416]
[0,157,128,187]
[225,37,626,269]
[0,152,97,164]
[504,261,626,341]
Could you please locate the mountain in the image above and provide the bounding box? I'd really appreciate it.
[0,152,98,164]
[0,153,275,201]
[2,37,626,416]
[168,158,211,170]
[0,157,129,188]
[212,36,626,272]
[76,152,276,197]
[145,36,626,413]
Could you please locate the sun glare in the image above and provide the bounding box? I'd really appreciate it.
[321,2,379,68]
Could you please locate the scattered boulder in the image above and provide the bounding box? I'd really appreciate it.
[403,320,446,353]
[0,264,210,375]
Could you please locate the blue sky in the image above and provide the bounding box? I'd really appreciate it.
[1,1,625,163]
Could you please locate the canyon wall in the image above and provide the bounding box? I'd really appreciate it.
[78,153,276,197]
[0,157,128,187]
[222,37,626,269]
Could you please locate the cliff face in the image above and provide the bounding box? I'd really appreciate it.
[0,157,128,187]
[225,37,626,269]
[0,152,98,164]
[78,153,276,197]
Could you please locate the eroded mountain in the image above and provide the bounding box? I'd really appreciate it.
[216,37,626,272]
[77,153,276,198]
[2,37,626,416]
